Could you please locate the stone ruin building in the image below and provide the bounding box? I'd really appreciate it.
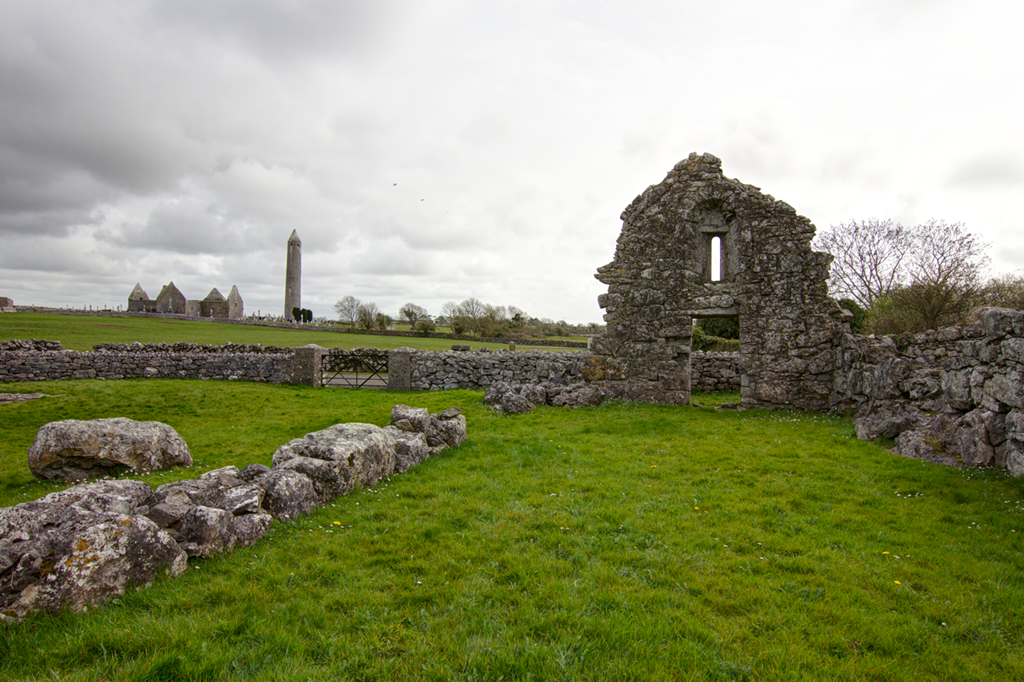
[586,152,847,411]
[128,282,244,319]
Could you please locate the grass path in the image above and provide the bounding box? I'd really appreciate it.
[2,380,1024,679]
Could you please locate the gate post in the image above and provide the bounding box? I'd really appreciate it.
[388,347,413,390]
[289,344,324,386]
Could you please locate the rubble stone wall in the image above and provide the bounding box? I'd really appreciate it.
[835,308,1024,475]
[0,340,296,384]
[389,348,741,393]
[690,351,743,393]
[394,349,591,391]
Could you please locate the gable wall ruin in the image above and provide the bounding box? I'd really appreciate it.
[586,153,846,410]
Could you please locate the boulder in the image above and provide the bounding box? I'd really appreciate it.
[177,505,236,558]
[390,404,430,433]
[238,463,271,481]
[271,423,397,503]
[483,381,516,407]
[383,426,431,472]
[550,385,606,408]
[27,418,191,482]
[0,480,186,618]
[255,469,318,521]
[853,401,923,441]
[426,408,467,449]
[520,384,548,406]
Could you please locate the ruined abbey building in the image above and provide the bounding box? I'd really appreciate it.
[128,282,244,319]
[586,152,848,411]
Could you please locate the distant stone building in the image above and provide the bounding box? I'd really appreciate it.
[0,297,16,313]
[128,282,243,319]
[227,286,243,319]
[127,284,157,313]
[155,282,187,315]
[200,288,229,318]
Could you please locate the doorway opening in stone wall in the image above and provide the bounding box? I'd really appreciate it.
[694,315,740,352]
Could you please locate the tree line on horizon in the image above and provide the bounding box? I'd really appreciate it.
[331,296,605,338]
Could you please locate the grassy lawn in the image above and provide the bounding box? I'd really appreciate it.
[0,313,583,352]
[2,379,1024,680]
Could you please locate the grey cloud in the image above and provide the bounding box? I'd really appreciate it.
[947,153,1024,188]
[145,0,415,63]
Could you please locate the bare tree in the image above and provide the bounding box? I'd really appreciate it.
[399,302,427,328]
[356,301,380,330]
[893,219,989,330]
[814,219,913,308]
[333,296,361,327]
[458,297,487,333]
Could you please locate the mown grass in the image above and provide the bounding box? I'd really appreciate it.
[0,313,584,352]
[2,380,1024,680]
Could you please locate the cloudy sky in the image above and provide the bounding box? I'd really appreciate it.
[2,0,1021,323]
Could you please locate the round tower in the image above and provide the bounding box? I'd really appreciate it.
[284,230,301,318]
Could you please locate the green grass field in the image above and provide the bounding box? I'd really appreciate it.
[0,313,585,352]
[2,376,1024,680]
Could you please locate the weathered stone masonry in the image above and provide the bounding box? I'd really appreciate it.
[834,308,1024,475]
[0,340,299,384]
[587,152,846,410]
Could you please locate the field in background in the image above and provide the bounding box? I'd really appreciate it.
[0,313,586,352]
[2,378,1024,680]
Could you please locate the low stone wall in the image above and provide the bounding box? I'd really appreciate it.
[0,340,300,384]
[2,340,744,393]
[390,349,591,391]
[1,405,467,620]
[834,308,1024,474]
[690,351,742,393]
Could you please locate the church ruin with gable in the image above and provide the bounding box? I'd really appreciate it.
[585,152,848,411]
[127,282,244,319]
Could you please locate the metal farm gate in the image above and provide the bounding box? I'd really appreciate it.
[320,348,389,388]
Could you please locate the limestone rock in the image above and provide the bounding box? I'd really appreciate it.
[0,480,186,618]
[177,505,236,557]
[550,385,606,408]
[255,469,318,521]
[238,463,271,481]
[271,423,397,503]
[383,426,431,472]
[390,405,430,433]
[426,408,468,449]
[484,381,516,407]
[27,418,191,482]
[853,402,922,441]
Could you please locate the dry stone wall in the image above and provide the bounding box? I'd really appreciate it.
[388,348,739,393]
[0,340,297,384]
[393,349,591,391]
[835,308,1024,474]
[690,351,742,393]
